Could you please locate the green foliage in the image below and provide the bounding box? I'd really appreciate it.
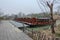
[27,13,50,18]
[0,17,4,20]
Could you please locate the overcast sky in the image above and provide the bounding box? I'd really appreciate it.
[0,0,42,15]
[0,0,60,15]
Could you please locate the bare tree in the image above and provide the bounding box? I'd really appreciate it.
[47,1,55,34]
[36,0,60,34]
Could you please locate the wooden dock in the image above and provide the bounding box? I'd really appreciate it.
[0,20,33,40]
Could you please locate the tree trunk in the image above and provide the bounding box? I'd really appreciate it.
[51,21,55,34]
[50,5,55,34]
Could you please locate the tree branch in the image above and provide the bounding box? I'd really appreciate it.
[47,2,51,8]
[38,0,49,12]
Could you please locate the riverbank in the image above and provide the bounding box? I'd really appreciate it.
[10,20,60,40]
